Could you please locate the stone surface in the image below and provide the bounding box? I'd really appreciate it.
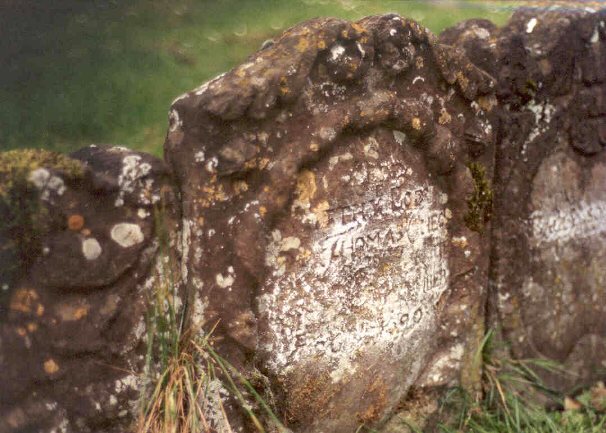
[166,14,496,432]
[445,7,606,391]
[0,146,177,432]
[2,7,605,433]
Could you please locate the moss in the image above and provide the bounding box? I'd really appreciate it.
[0,149,83,196]
[464,162,493,233]
[0,149,84,290]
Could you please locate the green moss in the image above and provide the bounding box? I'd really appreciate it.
[0,149,84,285]
[464,162,493,233]
[0,149,83,196]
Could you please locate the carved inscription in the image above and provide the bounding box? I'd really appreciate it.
[519,153,606,351]
[530,200,606,246]
[259,154,450,381]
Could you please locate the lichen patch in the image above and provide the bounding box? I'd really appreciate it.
[110,223,144,248]
[82,237,102,260]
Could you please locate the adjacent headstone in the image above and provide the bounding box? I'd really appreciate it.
[445,8,606,391]
[167,14,496,432]
[0,147,177,432]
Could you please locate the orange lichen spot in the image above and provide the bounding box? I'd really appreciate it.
[317,40,326,50]
[411,117,422,130]
[356,377,388,424]
[36,304,45,317]
[73,306,88,320]
[56,302,90,321]
[263,186,271,193]
[43,358,60,375]
[16,327,27,337]
[26,322,38,333]
[259,206,267,217]
[309,143,319,152]
[67,214,84,231]
[10,288,39,314]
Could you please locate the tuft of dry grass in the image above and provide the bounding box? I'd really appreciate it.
[136,212,288,433]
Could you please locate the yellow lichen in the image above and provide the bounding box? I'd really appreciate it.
[295,170,317,206]
[478,95,498,113]
[0,149,83,197]
[296,248,312,262]
[412,117,422,130]
[455,71,470,92]
[9,288,39,314]
[43,358,60,375]
[0,149,84,271]
[232,180,249,195]
[416,56,424,69]
[312,200,330,228]
[295,37,309,52]
[351,23,366,34]
[56,302,90,321]
[438,108,452,125]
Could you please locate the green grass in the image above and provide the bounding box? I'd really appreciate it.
[140,216,606,433]
[433,331,606,433]
[1,0,513,156]
[138,208,286,433]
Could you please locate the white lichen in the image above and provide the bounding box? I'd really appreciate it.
[259,158,450,384]
[28,168,66,202]
[81,238,102,260]
[110,223,144,248]
[114,154,153,207]
[526,17,538,33]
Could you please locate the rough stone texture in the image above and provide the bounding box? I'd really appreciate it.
[0,146,177,432]
[2,7,605,433]
[166,14,496,432]
[443,7,606,391]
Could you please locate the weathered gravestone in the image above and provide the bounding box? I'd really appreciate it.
[442,7,606,391]
[166,14,496,432]
[0,147,177,432]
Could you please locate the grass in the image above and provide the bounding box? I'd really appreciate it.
[137,209,287,433]
[139,238,606,433]
[15,2,601,431]
[433,331,606,433]
[1,0,514,156]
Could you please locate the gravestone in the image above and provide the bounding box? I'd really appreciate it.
[444,8,606,390]
[0,147,177,432]
[166,14,496,432]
